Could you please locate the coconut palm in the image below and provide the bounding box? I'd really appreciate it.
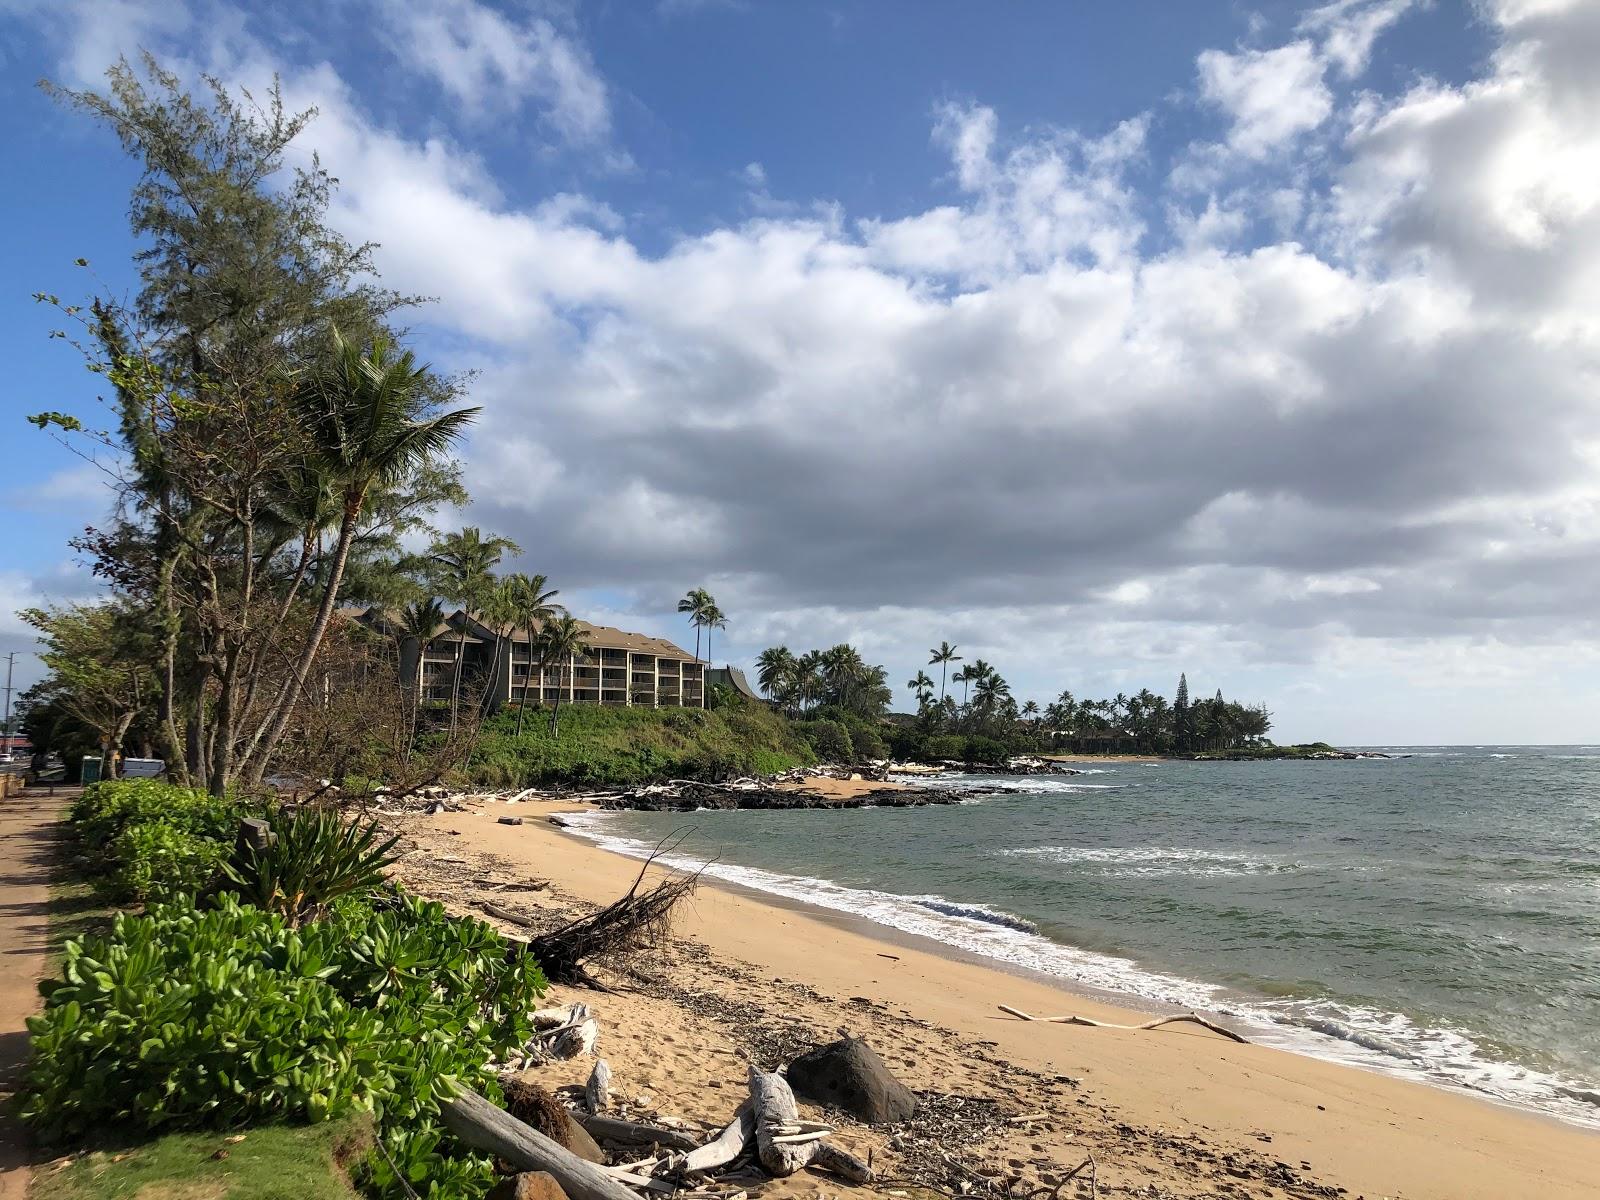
[244,327,478,786]
[928,642,961,705]
[395,597,445,758]
[908,670,936,706]
[429,526,521,730]
[533,614,591,739]
[504,572,563,736]
[756,646,798,710]
[702,604,728,667]
[677,588,714,662]
[1021,699,1040,723]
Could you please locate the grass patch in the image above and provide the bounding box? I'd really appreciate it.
[30,1114,371,1200]
[467,701,817,786]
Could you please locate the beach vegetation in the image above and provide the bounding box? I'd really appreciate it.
[29,779,551,1198]
[468,701,815,786]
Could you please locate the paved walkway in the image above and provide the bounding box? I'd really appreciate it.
[0,788,70,1200]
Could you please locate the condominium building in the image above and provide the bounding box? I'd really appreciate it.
[359,608,705,710]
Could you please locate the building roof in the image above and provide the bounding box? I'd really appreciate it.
[351,605,695,660]
[507,619,696,660]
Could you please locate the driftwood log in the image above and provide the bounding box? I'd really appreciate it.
[748,1068,829,1177]
[573,1111,699,1153]
[998,1004,1250,1044]
[586,1059,612,1113]
[681,1103,753,1175]
[811,1143,874,1184]
[440,1090,638,1200]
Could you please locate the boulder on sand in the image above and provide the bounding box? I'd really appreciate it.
[786,1036,917,1124]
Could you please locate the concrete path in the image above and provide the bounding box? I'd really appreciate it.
[0,788,70,1199]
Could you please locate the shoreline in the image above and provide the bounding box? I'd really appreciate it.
[395,800,1600,1199]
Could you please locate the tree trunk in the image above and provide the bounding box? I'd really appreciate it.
[450,627,467,733]
[242,497,362,788]
[549,691,563,739]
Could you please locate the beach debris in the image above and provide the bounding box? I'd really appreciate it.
[749,1066,833,1177]
[997,1004,1250,1044]
[572,1112,700,1153]
[443,1090,639,1200]
[482,900,540,927]
[786,1036,918,1124]
[586,1059,613,1113]
[503,1077,608,1163]
[500,816,526,826]
[526,837,699,986]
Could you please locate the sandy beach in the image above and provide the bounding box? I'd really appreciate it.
[388,798,1600,1200]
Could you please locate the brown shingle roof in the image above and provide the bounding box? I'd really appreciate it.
[508,620,696,660]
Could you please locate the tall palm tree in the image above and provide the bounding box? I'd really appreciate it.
[533,614,591,739]
[677,588,714,662]
[504,572,563,736]
[429,526,521,730]
[928,642,961,705]
[908,670,935,703]
[243,327,477,788]
[702,604,728,667]
[756,646,798,710]
[395,597,445,758]
[1021,699,1040,723]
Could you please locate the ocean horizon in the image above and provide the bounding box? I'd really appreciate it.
[563,745,1600,1130]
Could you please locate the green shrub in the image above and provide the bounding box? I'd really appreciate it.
[70,781,241,902]
[922,733,967,760]
[71,780,237,859]
[24,892,546,1197]
[467,703,815,786]
[963,735,1011,765]
[225,808,400,926]
[108,822,228,902]
[798,718,854,763]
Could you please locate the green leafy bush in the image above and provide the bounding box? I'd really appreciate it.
[962,735,1011,765]
[798,718,854,763]
[24,892,546,1197]
[108,822,228,902]
[225,807,400,926]
[922,733,967,760]
[468,703,815,787]
[71,780,241,901]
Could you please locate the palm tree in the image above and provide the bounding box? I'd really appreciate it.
[908,670,936,705]
[429,526,521,730]
[243,327,478,788]
[928,642,961,705]
[533,614,591,739]
[677,588,714,662]
[702,604,728,667]
[756,646,798,710]
[795,650,826,713]
[1021,699,1040,723]
[395,597,445,758]
[504,573,563,736]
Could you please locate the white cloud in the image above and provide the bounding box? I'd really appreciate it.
[1300,0,1422,77]
[1197,40,1334,157]
[12,0,1600,740]
[378,0,611,143]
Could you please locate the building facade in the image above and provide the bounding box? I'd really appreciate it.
[363,608,705,710]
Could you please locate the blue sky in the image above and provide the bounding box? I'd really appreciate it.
[3,0,1598,743]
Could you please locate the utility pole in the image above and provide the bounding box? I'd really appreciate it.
[2,651,13,754]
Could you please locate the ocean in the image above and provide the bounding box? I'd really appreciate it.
[564,746,1600,1128]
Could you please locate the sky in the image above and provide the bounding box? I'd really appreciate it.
[1,0,1598,744]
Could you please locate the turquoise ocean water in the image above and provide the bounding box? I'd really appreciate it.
[566,747,1600,1127]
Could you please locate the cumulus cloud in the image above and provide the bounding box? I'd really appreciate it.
[12,0,1600,737]
[378,0,611,144]
[1197,40,1334,157]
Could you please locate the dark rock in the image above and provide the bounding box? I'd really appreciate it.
[498,816,525,825]
[786,1036,917,1124]
[487,1172,570,1200]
